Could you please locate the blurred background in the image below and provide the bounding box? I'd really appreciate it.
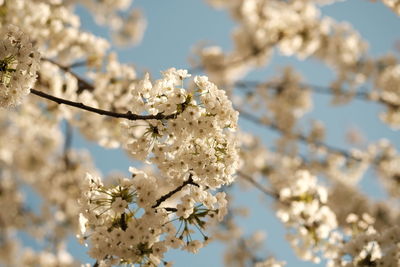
[29,1,399,266]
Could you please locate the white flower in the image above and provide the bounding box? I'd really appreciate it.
[176,203,193,219]
[165,235,184,249]
[185,240,203,253]
[126,69,239,188]
[111,197,128,214]
[113,9,146,46]
[152,241,167,257]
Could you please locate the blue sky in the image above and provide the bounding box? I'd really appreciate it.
[66,1,400,266]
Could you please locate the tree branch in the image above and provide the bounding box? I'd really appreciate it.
[236,107,363,162]
[68,60,87,69]
[164,207,178,212]
[43,58,95,93]
[152,174,199,209]
[235,80,400,108]
[238,171,278,199]
[30,89,181,121]
[63,121,73,168]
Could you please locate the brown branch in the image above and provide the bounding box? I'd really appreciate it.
[236,107,363,162]
[152,174,199,209]
[235,80,400,108]
[63,121,72,154]
[203,40,274,71]
[164,207,178,212]
[43,58,94,93]
[30,89,181,121]
[68,60,87,69]
[238,171,278,199]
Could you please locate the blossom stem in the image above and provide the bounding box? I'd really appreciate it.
[30,89,181,121]
[152,174,199,209]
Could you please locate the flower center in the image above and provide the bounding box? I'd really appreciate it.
[0,55,17,85]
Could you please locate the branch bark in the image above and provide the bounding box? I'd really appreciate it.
[30,89,180,121]
[152,174,199,209]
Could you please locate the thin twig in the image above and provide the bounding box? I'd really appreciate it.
[238,171,278,199]
[63,121,73,167]
[239,238,263,264]
[63,121,72,154]
[152,174,199,209]
[43,58,94,92]
[68,60,87,69]
[235,80,400,108]
[30,89,180,121]
[236,107,363,162]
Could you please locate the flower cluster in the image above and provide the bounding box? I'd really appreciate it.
[125,68,239,189]
[0,170,28,231]
[375,64,400,128]
[112,9,146,46]
[372,140,400,198]
[78,170,229,266]
[275,170,338,263]
[198,0,366,86]
[0,0,399,266]
[244,67,312,132]
[332,214,400,267]
[1,0,109,65]
[78,0,145,44]
[77,52,139,148]
[0,26,40,108]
